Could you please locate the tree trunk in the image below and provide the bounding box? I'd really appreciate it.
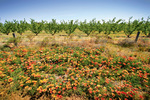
[148,33,150,37]
[12,33,16,38]
[113,31,115,34]
[35,33,38,36]
[135,31,140,42]
[127,35,130,38]
[87,33,90,37]
[98,30,101,34]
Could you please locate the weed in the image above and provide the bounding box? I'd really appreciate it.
[6,37,22,46]
[26,34,35,42]
[39,37,51,47]
[118,38,135,47]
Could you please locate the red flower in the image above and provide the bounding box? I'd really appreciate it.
[128,57,134,61]
[57,95,63,98]
[58,91,61,94]
[99,64,102,67]
[121,91,127,95]
[139,95,143,99]
[8,78,13,82]
[95,97,99,100]
[94,62,97,65]
[129,94,133,97]
[89,90,92,94]
[73,86,77,90]
[101,97,105,100]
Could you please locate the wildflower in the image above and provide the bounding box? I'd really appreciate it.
[52,94,56,98]
[89,90,92,94]
[128,57,134,61]
[58,91,61,94]
[57,94,63,99]
[139,95,143,99]
[25,86,29,90]
[53,90,56,94]
[95,97,99,100]
[101,97,105,100]
[73,86,77,90]
[28,87,32,90]
[8,77,13,82]
[99,94,102,97]
[104,93,107,96]
[112,93,115,97]
[26,77,30,80]
[97,85,100,88]
[26,80,32,83]
[62,87,65,91]
[42,89,47,92]
[50,84,54,87]
[20,84,24,87]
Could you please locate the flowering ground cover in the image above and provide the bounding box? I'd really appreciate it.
[0,46,150,100]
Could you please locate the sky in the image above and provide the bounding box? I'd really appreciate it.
[0,0,150,23]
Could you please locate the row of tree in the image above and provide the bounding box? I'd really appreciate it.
[0,17,150,37]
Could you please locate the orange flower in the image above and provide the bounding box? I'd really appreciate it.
[8,77,13,82]
[25,86,29,90]
[62,87,65,91]
[99,94,102,97]
[20,84,24,87]
[57,95,63,98]
[128,57,134,61]
[58,91,61,94]
[89,90,92,94]
[53,90,56,94]
[42,89,47,92]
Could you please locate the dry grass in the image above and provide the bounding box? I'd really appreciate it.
[1,31,150,57]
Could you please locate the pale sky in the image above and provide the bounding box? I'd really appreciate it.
[0,0,150,23]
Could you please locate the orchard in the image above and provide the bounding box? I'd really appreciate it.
[0,17,150,100]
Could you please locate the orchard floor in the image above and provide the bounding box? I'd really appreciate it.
[0,31,150,100]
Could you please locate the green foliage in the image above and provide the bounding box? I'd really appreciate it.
[44,19,60,36]
[117,22,124,32]
[17,19,28,35]
[10,20,18,33]
[123,17,143,38]
[64,20,78,36]
[141,17,150,37]
[79,19,96,36]
[96,21,103,34]
[30,19,44,35]
[109,17,122,34]
[102,19,111,36]
[0,17,149,37]
[1,21,11,35]
[0,22,3,33]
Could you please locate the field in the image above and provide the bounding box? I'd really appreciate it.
[0,30,150,100]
